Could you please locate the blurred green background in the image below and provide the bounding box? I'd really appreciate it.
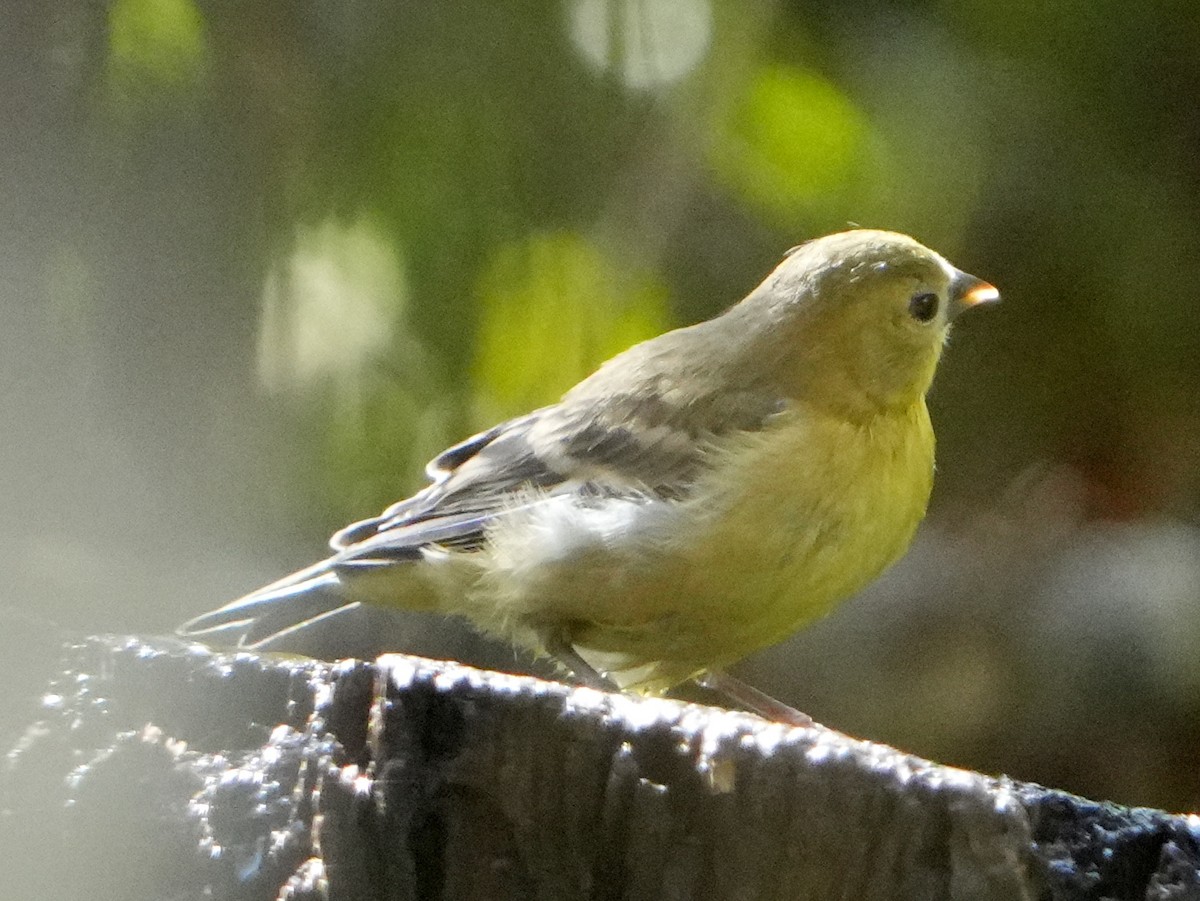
[3,0,1199,812]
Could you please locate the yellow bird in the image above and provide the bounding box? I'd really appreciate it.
[180,229,998,706]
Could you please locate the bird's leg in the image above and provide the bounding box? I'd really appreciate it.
[695,670,814,727]
[545,632,620,691]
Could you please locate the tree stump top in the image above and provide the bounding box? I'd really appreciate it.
[2,634,1198,900]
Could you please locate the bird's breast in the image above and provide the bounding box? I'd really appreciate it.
[681,400,936,642]
[456,400,935,688]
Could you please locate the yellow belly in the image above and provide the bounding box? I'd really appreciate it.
[702,402,932,638]
[572,402,934,687]
[435,401,934,690]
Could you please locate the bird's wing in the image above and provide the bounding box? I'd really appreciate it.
[178,382,787,648]
[327,383,788,565]
[327,411,564,558]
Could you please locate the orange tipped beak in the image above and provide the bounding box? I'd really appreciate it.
[949,272,1000,319]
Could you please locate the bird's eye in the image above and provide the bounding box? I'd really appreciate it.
[908,292,939,323]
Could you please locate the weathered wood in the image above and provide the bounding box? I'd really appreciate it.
[2,635,1198,900]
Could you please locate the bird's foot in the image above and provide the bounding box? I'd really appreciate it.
[695,670,814,727]
[546,633,620,691]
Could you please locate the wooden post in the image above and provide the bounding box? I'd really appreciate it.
[2,635,1197,900]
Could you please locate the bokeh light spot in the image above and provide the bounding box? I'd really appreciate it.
[258,217,406,394]
[568,0,713,90]
[711,65,870,221]
[472,232,670,421]
[106,0,209,104]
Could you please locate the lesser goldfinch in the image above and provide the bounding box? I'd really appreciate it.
[180,229,998,697]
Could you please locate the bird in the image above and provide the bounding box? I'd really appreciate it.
[179,229,998,711]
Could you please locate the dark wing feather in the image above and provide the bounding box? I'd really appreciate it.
[328,411,568,560]
[330,413,543,548]
[178,413,561,643]
[327,384,787,567]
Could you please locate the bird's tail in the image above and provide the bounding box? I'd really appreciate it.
[176,556,362,652]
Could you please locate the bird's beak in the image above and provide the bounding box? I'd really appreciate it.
[949,271,1000,319]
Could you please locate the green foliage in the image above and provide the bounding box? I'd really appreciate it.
[710,64,872,223]
[105,0,208,111]
[75,0,1200,524]
[472,232,670,423]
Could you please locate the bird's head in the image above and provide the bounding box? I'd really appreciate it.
[744,229,999,417]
